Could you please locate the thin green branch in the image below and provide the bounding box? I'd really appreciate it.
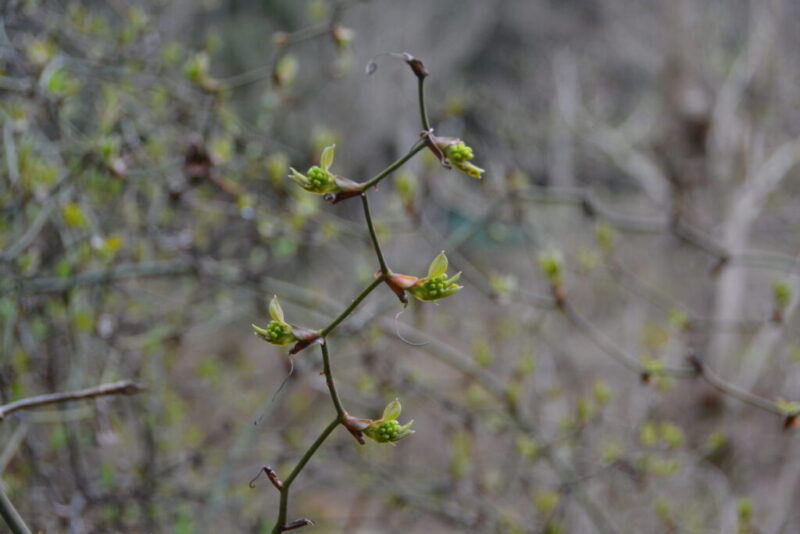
[272,417,339,534]
[359,140,426,191]
[319,275,385,338]
[320,342,346,420]
[361,194,389,276]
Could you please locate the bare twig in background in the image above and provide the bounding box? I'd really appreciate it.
[0,484,31,534]
[0,380,145,422]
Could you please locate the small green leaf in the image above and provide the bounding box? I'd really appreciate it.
[269,295,285,324]
[320,144,335,172]
[428,251,448,279]
[382,398,402,421]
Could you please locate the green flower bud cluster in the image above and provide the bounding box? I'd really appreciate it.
[447,142,473,163]
[253,319,297,346]
[252,296,298,346]
[443,141,484,179]
[288,145,353,195]
[368,420,401,442]
[363,398,414,444]
[415,273,455,300]
[268,320,293,342]
[306,166,331,189]
[407,251,463,302]
[289,166,338,194]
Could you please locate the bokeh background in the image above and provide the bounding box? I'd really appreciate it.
[3,0,800,532]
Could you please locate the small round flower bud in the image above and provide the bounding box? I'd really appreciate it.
[446,142,474,163]
[253,319,297,345]
[421,274,446,298]
[307,166,330,188]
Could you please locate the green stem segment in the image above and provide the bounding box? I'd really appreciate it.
[271,417,340,534]
[361,194,389,276]
[360,140,427,191]
[320,342,346,419]
[0,484,32,534]
[319,275,385,338]
[418,77,431,131]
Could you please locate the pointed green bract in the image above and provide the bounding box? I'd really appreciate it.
[382,398,402,421]
[428,251,449,279]
[269,295,285,324]
[320,144,335,171]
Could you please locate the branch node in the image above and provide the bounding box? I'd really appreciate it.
[249,465,283,490]
[284,518,315,531]
[402,52,428,80]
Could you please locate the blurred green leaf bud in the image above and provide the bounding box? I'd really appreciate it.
[772,279,792,323]
[184,52,218,92]
[593,380,612,405]
[331,25,355,50]
[273,54,298,88]
[595,222,615,254]
[537,250,564,287]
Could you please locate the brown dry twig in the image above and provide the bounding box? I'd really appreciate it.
[0,380,145,422]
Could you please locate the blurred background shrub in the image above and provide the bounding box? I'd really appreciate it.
[2,0,800,532]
